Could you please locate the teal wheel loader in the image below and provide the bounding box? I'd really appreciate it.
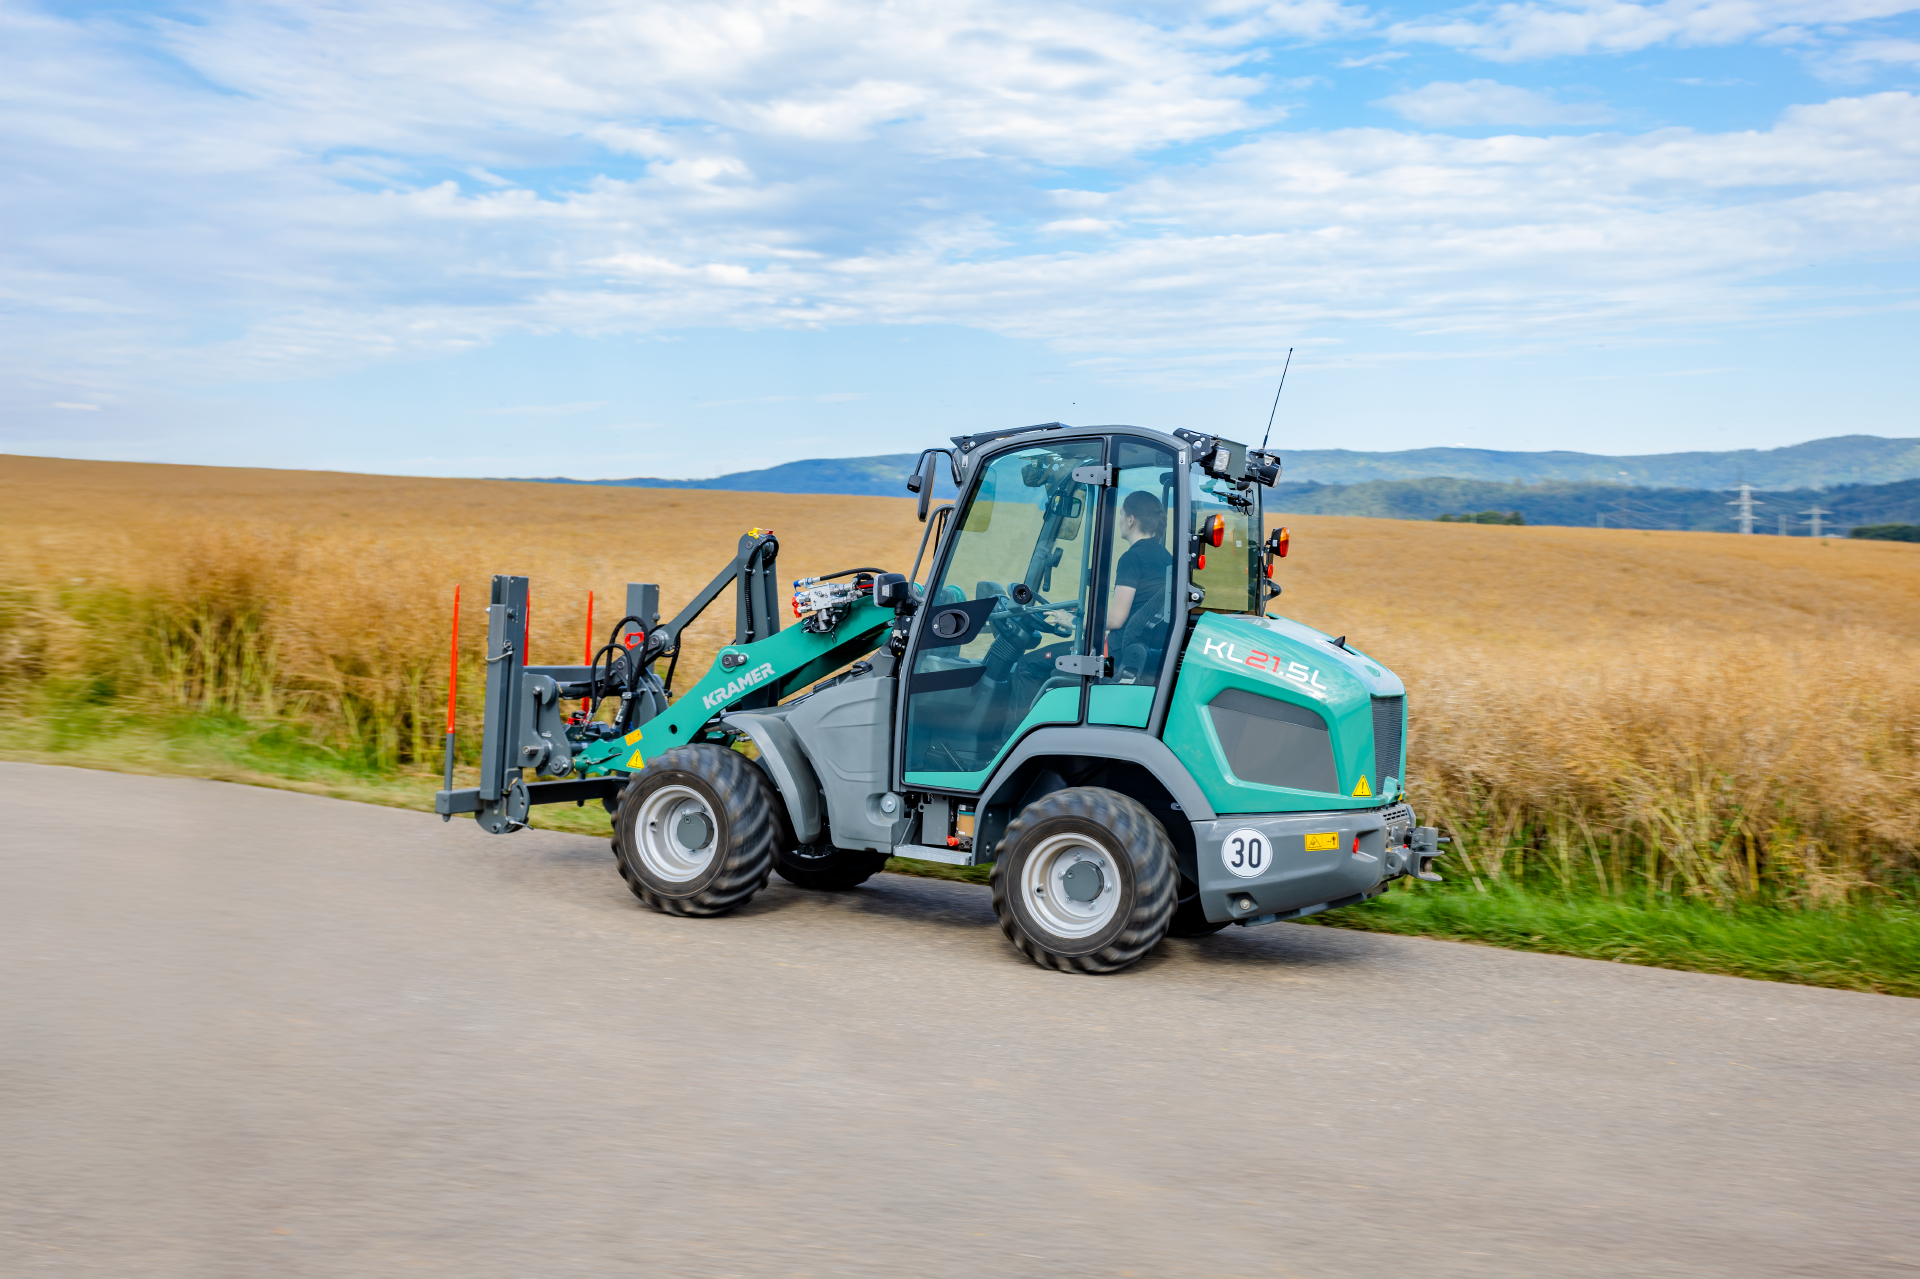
[436,422,1445,973]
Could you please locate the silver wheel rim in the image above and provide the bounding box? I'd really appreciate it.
[1019,831,1123,939]
[633,783,717,883]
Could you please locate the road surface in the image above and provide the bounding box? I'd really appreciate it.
[3,763,1916,1277]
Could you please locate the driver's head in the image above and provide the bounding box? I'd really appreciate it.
[1123,490,1166,542]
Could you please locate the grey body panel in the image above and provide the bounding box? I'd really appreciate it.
[1206,688,1337,793]
[1193,803,1415,924]
[781,674,910,852]
[977,725,1218,821]
[721,711,824,844]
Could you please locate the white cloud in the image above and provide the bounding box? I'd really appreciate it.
[1390,0,1920,62]
[3,0,1920,405]
[1377,80,1616,125]
[1813,36,1920,78]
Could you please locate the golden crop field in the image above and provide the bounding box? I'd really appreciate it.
[3,452,1916,905]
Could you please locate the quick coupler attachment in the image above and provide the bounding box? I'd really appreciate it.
[1409,826,1449,882]
[436,573,614,832]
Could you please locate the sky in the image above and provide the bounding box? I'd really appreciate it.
[3,0,1917,479]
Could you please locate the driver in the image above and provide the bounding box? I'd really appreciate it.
[1105,490,1171,659]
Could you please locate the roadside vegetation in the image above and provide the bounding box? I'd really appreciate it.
[3,455,1916,995]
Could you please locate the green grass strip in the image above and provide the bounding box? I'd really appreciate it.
[1301,883,1920,997]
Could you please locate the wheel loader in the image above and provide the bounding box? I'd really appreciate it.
[436,422,1444,973]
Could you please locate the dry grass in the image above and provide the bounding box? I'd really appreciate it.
[4,453,1917,908]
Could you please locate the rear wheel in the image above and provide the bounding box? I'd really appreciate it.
[744,760,890,891]
[773,839,890,891]
[614,745,776,917]
[990,787,1176,974]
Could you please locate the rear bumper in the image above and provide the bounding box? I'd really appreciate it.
[1192,803,1419,926]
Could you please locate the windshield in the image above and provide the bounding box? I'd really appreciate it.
[1189,465,1260,615]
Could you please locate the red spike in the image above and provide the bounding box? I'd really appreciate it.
[582,591,594,715]
[445,584,461,736]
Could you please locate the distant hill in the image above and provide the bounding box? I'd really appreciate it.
[1269,476,1920,533]
[513,434,1919,497]
[520,453,951,499]
[1274,435,1920,489]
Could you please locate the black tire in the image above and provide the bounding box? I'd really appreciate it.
[1167,885,1231,937]
[613,744,776,917]
[747,762,892,891]
[773,841,891,891]
[989,787,1177,974]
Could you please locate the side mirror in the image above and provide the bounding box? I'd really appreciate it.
[873,572,913,613]
[916,450,938,522]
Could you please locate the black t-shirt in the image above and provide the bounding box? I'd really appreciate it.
[1114,538,1173,635]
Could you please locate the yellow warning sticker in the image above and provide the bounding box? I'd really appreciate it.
[1304,831,1340,852]
[626,752,645,770]
[1352,776,1373,798]
[624,728,644,745]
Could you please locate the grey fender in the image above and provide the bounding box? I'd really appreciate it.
[979,725,1217,821]
[721,711,822,843]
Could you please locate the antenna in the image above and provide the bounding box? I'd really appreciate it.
[1259,348,1293,453]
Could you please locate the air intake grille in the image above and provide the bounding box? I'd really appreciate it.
[1371,696,1405,786]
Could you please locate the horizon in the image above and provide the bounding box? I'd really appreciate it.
[6,428,1913,488]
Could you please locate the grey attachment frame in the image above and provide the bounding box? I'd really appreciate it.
[435,573,655,829]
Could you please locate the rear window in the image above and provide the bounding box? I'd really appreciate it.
[1189,466,1259,614]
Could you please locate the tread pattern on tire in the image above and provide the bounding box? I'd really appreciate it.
[989,786,1177,974]
[614,744,775,917]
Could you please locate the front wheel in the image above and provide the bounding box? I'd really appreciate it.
[990,787,1176,974]
[614,745,776,917]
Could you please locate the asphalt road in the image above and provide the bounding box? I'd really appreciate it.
[3,763,1917,1278]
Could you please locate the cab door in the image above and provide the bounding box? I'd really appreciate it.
[899,439,1105,791]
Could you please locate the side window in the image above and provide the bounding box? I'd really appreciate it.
[1099,440,1179,686]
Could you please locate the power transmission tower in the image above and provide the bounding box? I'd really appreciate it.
[1800,504,1831,537]
[1778,514,1790,536]
[1727,483,1762,534]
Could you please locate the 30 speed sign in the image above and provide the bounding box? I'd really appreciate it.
[1220,827,1270,878]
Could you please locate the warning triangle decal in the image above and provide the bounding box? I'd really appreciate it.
[1352,775,1372,798]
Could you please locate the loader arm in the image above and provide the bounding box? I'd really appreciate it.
[436,525,900,833]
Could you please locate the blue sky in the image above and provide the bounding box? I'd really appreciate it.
[4,0,1916,478]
